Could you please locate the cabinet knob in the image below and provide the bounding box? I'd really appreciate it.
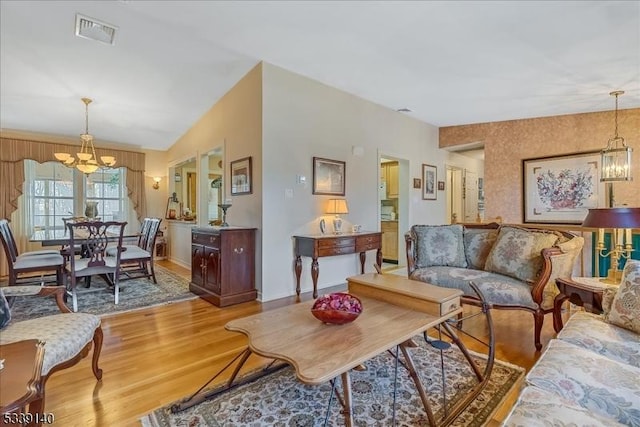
[234,247,244,254]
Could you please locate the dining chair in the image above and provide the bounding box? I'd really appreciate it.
[0,219,64,286]
[108,218,162,283]
[65,220,126,312]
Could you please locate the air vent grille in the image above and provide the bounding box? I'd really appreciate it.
[75,14,118,45]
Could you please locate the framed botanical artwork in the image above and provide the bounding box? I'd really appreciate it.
[230,156,252,195]
[523,151,605,224]
[422,164,437,200]
[313,157,345,196]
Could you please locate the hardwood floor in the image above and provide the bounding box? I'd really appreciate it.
[40,260,566,426]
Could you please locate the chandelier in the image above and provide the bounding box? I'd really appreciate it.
[600,90,632,182]
[54,97,116,175]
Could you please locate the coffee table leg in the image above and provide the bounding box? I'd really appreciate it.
[340,371,353,427]
[398,343,437,426]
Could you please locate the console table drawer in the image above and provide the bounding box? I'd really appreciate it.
[319,237,355,248]
[318,245,356,257]
[356,235,381,252]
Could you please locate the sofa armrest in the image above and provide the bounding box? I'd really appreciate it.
[529,247,564,304]
[405,231,417,276]
[3,285,71,313]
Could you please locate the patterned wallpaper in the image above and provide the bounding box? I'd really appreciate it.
[440,109,640,224]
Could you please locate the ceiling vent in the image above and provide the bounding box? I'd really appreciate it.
[396,108,412,113]
[75,14,118,45]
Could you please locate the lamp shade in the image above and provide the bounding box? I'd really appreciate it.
[582,207,640,229]
[326,199,349,215]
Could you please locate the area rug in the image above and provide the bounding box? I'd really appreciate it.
[9,265,197,321]
[141,337,524,427]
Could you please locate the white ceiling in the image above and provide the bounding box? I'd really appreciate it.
[1,1,639,151]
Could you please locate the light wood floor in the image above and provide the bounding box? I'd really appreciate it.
[40,260,567,426]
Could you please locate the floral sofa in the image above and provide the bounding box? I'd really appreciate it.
[405,223,584,350]
[504,259,640,426]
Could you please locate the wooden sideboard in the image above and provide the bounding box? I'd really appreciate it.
[293,231,382,298]
[190,227,256,307]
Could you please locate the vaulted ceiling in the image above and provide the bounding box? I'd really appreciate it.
[1,1,638,150]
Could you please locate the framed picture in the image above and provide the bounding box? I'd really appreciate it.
[230,156,252,195]
[313,157,345,196]
[438,181,445,191]
[523,151,605,224]
[413,178,421,189]
[422,164,437,200]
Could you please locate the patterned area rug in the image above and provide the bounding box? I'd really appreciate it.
[9,265,196,321]
[141,337,524,427]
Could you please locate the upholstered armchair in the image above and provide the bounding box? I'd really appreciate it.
[0,286,103,420]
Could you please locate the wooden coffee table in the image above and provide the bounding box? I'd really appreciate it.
[0,340,45,426]
[175,273,495,426]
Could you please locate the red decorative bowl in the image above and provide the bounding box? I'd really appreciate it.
[311,292,363,325]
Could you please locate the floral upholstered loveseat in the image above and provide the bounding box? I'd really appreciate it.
[504,259,640,426]
[405,223,584,350]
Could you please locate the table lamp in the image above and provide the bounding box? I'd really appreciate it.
[326,199,349,234]
[582,207,640,283]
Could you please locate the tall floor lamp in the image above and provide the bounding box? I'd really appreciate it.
[582,207,640,284]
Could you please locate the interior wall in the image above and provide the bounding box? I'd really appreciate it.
[166,63,263,290]
[260,63,482,301]
[439,108,640,223]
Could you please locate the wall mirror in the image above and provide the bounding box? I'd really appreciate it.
[169,156,197,219]
[204,147,224,224]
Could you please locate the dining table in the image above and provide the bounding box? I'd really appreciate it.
[29,228,139,247]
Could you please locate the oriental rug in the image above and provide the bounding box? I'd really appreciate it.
[141,337,524,427]
[8,264,196,321]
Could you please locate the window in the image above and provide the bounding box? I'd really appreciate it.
[28,160,133,232]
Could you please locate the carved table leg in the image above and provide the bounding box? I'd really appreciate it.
[311,258,319,298]
[295,255,302,298]
[359,252,366,273]
[553,293,569,332]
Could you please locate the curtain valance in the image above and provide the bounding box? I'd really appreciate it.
[0,137,147,221]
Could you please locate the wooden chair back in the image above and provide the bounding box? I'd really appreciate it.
[0,219,19,262]
[66,221,127,276]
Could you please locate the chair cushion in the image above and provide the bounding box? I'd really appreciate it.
[0,313,100,375]
[14,254,64,269]
[485,225,560,283]
[463,228,497,269]
[409,266,537,309]
[411,224,466,268]
[0,289,11,330]
[558,311,640,368]
[17,249,62,258]
[607,259,640,334]
[66,257,117,272]
[106,246,150,260]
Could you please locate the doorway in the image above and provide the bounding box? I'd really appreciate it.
[378,153,409,270]
[446,166,464,224]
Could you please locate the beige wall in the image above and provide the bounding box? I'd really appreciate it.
[440,109,640,223]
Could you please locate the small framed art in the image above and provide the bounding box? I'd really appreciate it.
[230,156,252,195]
[413,178,421,189]
[422,164,437,200]
[313,157,346,196]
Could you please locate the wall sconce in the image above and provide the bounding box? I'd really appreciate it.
[582,207,640,284]
[326,199,349,234]
[152,177,161,190]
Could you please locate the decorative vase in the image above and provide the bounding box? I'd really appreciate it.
[85,201,99,218]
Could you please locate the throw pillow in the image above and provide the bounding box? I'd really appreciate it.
[411,224,467,268]
[607,259,640,334]
[484,225,561,283]
[0,288,11,330]
[463,228,498,270]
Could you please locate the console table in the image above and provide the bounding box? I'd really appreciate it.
[293,232,382,298]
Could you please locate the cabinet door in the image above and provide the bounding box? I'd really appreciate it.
[381,223,398,261]
[204,246,221,294]
[191,244,204,286]
[387,163,399,198]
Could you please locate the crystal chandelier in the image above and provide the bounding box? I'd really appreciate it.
[54,97,116,175]
[601,90,632,182]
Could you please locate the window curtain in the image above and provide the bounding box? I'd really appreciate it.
[0,137,147,221]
